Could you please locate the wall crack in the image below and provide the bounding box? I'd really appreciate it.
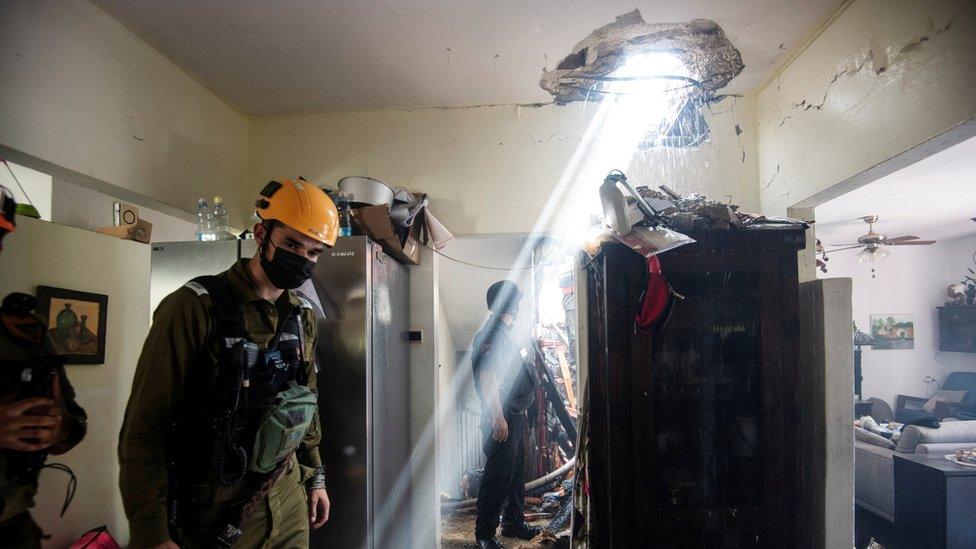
[761,164,780,190]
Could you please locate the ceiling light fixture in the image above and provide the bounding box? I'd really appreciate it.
[856,245,890,263]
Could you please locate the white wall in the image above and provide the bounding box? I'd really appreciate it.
[51,177,198,242]
[248,97,759,236]
[407,247,439,548]
[819,234,976,407]
[434,293,461,498]
[820,278,855,549]
[0,160,52,221]
[757,0,976,216]
[941,233,976,372]
[0,0,250,226]
[0,218,150,547]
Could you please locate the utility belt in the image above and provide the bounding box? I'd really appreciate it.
[169,276,318,547]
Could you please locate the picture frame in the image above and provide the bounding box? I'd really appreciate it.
[869,313,915,350]
[36,285,108,364]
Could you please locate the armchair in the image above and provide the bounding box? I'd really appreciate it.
[895,372,976,423]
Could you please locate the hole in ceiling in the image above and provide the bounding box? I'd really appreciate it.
[556,48,588,71]
[540,9,744,149]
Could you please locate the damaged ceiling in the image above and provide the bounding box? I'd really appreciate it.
[539,11,743,104]
[91,0,842,115]
[816,135,976,244]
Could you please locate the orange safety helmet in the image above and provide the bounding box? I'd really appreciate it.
[0,184,16,235]
[254,178,339,246]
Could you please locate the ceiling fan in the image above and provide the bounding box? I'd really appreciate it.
[826,215,936,263]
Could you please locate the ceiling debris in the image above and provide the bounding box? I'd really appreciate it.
[539,10,744,105]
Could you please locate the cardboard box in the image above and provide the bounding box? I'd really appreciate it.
[351,204,422,265]
[95,220,153,244]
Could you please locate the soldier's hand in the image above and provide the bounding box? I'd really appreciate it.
[45,374,72,449]
[0,397,58,452]
[309,487,331,529]
[492,416,509,442]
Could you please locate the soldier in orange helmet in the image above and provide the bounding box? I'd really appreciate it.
[120,180,338,548]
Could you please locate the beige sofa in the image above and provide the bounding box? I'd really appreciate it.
[855,419,976,521]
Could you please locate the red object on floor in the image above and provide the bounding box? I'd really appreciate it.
[69,526,121,549]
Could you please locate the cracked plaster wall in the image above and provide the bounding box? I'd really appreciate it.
[756,0,976,216]
[248,96,759,236]
[0,0,249,226]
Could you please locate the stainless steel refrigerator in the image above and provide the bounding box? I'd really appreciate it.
[150,236,412,549]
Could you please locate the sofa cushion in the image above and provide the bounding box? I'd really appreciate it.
[935,389,969,403]
[915,442,976,455]
[944,372,976,409]
[895,419,976,453]
[922,389,969,412]
[855,426,896,450]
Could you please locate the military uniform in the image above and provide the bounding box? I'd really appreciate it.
[0,307,87,549]
[471,316,538,542]
[119,259,322,548]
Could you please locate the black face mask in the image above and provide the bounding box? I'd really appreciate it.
[260,239,315,290]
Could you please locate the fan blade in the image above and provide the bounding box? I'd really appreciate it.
[823,245,863,254]
[889,240,936,246]
[886,235,920,242]
[827,243,859,247]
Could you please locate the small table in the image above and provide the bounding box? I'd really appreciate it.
[894,453,976,549]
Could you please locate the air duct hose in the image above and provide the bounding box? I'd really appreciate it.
[444,456,577,510]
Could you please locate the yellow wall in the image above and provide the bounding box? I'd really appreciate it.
[249,97,759,236]
[0,218,150,546]
[0,0,250,226]
[756,0,976,215]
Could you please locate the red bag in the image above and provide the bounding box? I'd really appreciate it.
[69,526,121,549]
[635,255,680,334]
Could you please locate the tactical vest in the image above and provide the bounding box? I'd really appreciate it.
[175,276,317,486]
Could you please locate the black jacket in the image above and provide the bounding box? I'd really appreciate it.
[470,316,538,418]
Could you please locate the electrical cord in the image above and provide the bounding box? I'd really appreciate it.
[431,248,536,272]
[40,463,77,516]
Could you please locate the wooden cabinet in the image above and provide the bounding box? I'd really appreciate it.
[895,454,976,548]
[938,306,976,353]
[584,228,809,548]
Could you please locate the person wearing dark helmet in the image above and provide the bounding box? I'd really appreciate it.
[471,280,541,549]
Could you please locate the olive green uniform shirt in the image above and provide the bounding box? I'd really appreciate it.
[0,311,87,530]
[118,260,322,548]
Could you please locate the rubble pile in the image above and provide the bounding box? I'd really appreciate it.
[634,186,807,232]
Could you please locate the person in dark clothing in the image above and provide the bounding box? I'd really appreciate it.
[471,280,541,549]
[0,185,88,548]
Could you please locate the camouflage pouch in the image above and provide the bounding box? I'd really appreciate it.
[250,383,317,473]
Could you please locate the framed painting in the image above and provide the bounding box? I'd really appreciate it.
[869,313,915,350]
[36,285,108,364]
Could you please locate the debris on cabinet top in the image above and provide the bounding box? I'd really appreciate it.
[589,169,807,259]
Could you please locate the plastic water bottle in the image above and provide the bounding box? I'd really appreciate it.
[337,194,353,237]
[195,197,214,241]
[211,195,233,240]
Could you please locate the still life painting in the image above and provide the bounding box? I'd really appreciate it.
[36,285,108,364]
